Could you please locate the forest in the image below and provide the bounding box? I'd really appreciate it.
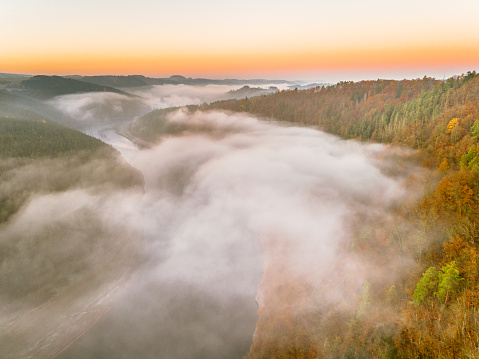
[127,72,479,358]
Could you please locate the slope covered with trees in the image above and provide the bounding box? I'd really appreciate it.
[0,114,143,315]
[129,72,479,358]
[209,72,479,359]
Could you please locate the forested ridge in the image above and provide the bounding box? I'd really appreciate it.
[130,72,479,358]
[209,72,479,358]
[0,114,143,316]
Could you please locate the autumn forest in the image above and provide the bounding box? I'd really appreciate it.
[200,71,479,358]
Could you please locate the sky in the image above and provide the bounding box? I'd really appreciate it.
[1,0,479,81]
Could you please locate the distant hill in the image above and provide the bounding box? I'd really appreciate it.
[200,72,479,358]
[68,75,154,88]
[20,75,130,99]
[70,74,295,88]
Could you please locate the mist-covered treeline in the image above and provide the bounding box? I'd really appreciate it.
[128,72,479,358]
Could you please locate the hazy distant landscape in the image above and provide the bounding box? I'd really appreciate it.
[1,70,479,359]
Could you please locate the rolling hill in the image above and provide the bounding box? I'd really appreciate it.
[19,75,130,99]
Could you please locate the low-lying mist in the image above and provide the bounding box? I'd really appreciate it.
[46,83,290,134]
[0,152,144,359]
[126,84,248,108]
[47,92,149,131]
[53,109,421,358]
[2,80,426,358]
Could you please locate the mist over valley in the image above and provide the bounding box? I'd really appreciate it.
[1,72,479,358]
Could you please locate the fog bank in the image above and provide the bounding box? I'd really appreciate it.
[2,78,423,357]
[55,109,418,358]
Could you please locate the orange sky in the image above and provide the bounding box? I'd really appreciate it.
[2,0,479,81]
[4,45,479,80]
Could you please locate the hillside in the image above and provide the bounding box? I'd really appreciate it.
[128,72,479,358]
[210,72,479,359]
[0,117,106,158]
[19,75,130,99]
[0,72,146,356]
[0,114,143,222]
[0,114,143,306]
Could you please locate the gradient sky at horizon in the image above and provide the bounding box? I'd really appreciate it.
[1,0,479,82]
